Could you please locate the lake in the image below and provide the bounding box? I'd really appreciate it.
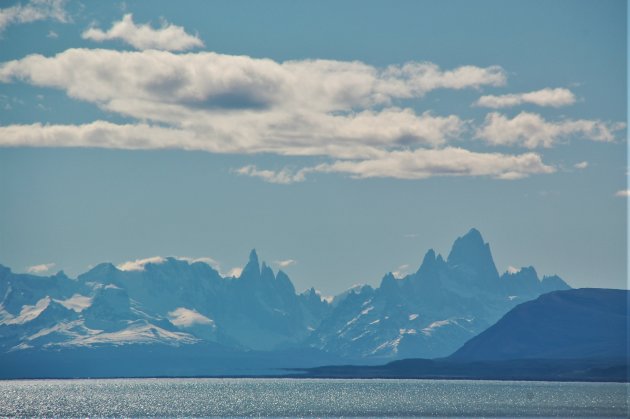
[0,378,627,417]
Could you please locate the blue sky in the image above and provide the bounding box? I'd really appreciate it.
[0,0,626,294]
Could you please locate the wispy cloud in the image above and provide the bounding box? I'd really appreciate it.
[117,256,165,271]
[316,147,554,180]
[0,0,69,35]
[235,166,308,184]
[476,112,625,148]
[237,147,554,183]
[574,161,589,170]
[225,267,243,278]
[26,262,55,273]
[274,259,297,268]
[615,190,630,197]
[506,265,520,274]
[82,14,203,51]
[474,88,576,108]
[175,256,221,269]
[392,264,410,278]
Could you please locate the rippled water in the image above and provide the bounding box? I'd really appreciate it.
[0,378,627,417]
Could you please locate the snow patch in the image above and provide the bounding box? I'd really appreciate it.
[361,306,374,316]
[55,294,92,312]
[421,319,453,336]
[5,297,50,325]
[168,307,215,328]
[69,321,198,346]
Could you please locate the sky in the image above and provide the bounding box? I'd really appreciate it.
[0,0,627,294]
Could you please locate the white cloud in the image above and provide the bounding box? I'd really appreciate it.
[392,264,410,279]
[0,49,505,114]
[506,266,520,274]
[168,307,214,328]
[574,161,589,169]
[313,147,555,181]
[46,29,58,38]
[0,48,573,182]
[82,14,203,51]
[615,190,630,197]
[26,262,55,273]
[474,88,576,108]
[117,256,165,271]
[476,112,625,148]
[175,256,220,269]
[274,259,297,268]
[0,49,502,157]
[0,0,68,35]
[225,267,243,278]
[238,147,554,182]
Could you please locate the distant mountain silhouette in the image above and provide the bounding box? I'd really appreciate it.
[0,228,572,377]
[450,288,629,361]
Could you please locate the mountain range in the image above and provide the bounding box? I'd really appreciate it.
[301,288,629,382]
[0,228,572,376]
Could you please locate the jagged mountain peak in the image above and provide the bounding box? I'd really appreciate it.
[416,248,446,275]
[260,262,275,282]
[240,249,261,280]
[447,228,499,280]
[248,248,259,265]
[379,271,398,291]
[448,228,486,260]
[78,262,120,283]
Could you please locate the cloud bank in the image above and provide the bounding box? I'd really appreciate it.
[0,46,622,182]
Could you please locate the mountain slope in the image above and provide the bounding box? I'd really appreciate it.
[450,288,629,361]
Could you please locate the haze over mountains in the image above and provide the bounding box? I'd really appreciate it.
[0,229,572,375]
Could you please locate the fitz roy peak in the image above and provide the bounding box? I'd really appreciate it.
[0,229,569,364]
[308,228,569,359]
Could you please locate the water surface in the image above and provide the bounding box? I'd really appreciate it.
[0,378,627,417]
